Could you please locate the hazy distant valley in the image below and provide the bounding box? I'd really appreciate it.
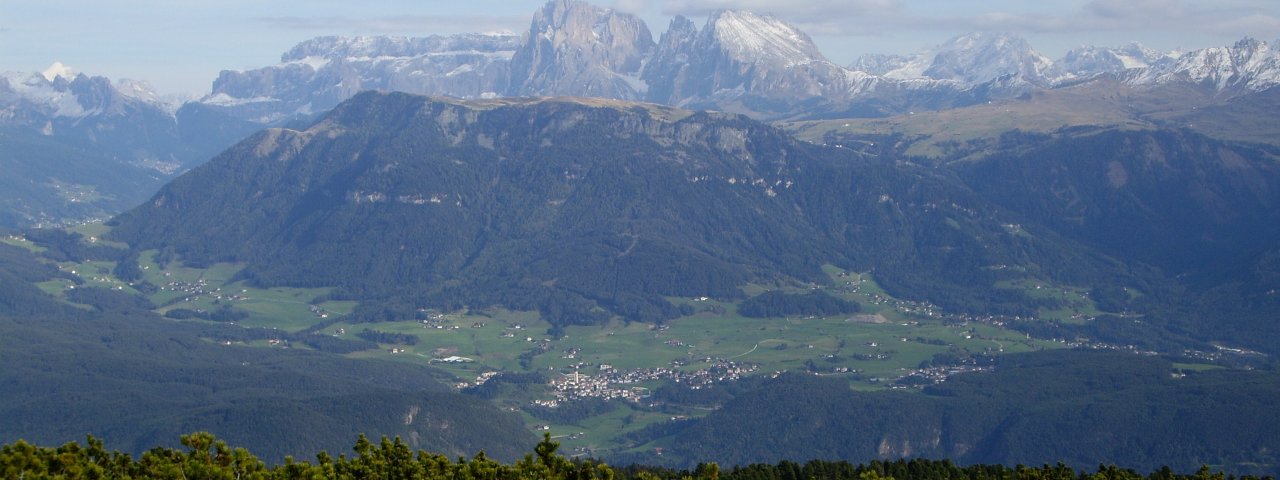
[2,0,1280,475]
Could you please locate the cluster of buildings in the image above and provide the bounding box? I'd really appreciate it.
[895,364,994,386]
[539,360,760,406]
[308,304,330,318]
[834,272,943,319]
[157,275,248,303]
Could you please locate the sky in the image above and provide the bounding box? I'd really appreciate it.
[2,0,1278,96]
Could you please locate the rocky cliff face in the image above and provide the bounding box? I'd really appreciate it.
[508,0,654,99]
[1,69,171,132]
[643,10,878,115]
[208,33,520,123]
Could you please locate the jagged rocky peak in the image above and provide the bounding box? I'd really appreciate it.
[654,15,699,59]
[508,0,655,98]
[929,32,1050,85]
[866,32,1054,86]
[704,9,827,66]
[66,75,122,112]
[1,65,168,119]
[114,78,163,104]
[641,9,863,112]
[1228,37,1272,66]
[1056,42,1172,77]
[1130,37,1280,92]
[639,16,700,104]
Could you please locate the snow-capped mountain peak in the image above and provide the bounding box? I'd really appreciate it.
[871,32,1054,87]
[40,62,76,82]
[706,10,825,67]
[1053,42,1179,81]
[180,2,1280,124]
[1128,37,1280,92]
[114,78,187,114]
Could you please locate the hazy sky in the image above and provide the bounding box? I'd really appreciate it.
[2,0,1277,95]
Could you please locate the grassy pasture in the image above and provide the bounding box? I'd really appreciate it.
[1,234,46,253]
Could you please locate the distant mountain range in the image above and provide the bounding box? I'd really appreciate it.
[0,66,258,227]
[8,1,1279,127]
[197,1,1280,122]
[3,0,1279,228]
[9,1,1279,123]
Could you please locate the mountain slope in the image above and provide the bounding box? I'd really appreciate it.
[788,89,1280,353]
[954,128,1280,352]
[0,127,159,227]
[958,128,1280,279]
[627,350,1280,475]
[0,242,534,461]
[108,91,1124,327]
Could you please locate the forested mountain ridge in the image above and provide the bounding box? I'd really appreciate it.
[788,84,1280,355]
[950,128,1280,352]
[106,91,1138,330]
[627,350,1280,474]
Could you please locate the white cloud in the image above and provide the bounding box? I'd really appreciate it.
[660,0,901,22]
[966,12,1080,33]
[611,0,650,15]
[1200,13,1280,37]
[259,14,527,35]
[1085,0,1187,20]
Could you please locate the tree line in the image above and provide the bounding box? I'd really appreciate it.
[2,432,1271,480]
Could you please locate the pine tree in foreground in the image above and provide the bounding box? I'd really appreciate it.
[0,432,1272,480]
